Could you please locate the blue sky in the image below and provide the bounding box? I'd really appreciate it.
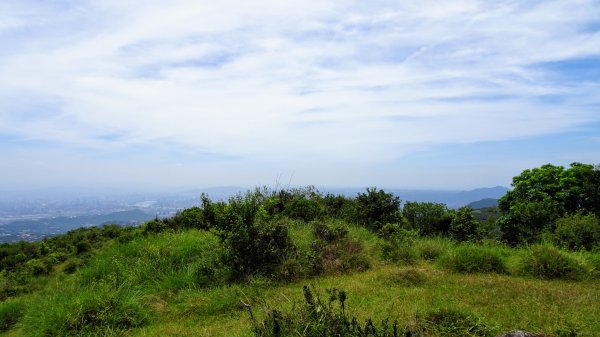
[1,0,599,191]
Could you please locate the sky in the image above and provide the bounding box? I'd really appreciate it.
[1,0,599,191]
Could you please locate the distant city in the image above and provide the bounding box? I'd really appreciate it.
[0,186,508,243]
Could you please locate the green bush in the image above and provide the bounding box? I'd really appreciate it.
[441,245,507,274]
[517,245,588,280]
[554,213,600,251]
[310,221,370,275]
[62,257,84,274]
[222,214,296,280]
[402,202,452,236]
[448,207,481,242]
[380,228,419,265]
[354,188,401,232]
[313,220,349,242]
[0,299,24,332]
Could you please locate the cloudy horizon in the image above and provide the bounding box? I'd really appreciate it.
[1,1,599,191]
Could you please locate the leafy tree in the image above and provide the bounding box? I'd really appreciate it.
[448,207,480,242]
[498,163,600,245]
[402,202,452,236]
[354,188,401,232]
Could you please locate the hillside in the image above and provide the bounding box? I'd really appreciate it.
[0,178,598,337]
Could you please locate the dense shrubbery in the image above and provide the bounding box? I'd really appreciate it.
[553,213,600,251]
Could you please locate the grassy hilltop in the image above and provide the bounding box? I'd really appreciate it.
[1,163,599,337]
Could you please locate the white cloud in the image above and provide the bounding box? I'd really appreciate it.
[0,0,599,177]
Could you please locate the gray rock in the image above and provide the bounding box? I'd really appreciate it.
[495,331,545,337]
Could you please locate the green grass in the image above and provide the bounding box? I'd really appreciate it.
[1,225,599,337]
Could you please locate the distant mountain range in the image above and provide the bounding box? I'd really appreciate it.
[323,186,509,208]
[468,198,500,209]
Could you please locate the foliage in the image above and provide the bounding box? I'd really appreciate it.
[380,226,420,264]
[553,213,600,251]
[448,207,481,242]
[498,163,600,245]
[517,245,588,280]
[403,202,453,236]
[310,220,370,275]
[214,192,297,280]
[354,188,402,232]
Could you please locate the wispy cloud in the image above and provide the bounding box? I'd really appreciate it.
[1,0,599,188]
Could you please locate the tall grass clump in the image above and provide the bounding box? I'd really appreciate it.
[406,308,493,337]
[517,245,588,280]
[78,230,228,292]
[440,244,507,274]
[23,283,150,337]
[383,268,429,287]
[0,298,25,332]
[415,237,453,261]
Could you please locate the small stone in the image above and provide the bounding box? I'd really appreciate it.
[495,331,545,337]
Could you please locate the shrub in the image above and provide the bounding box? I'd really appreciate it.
[448,207,481,242]
[354,188,401,232]
[402,202,452,236]
[310,221,369,275]
[441,245,507,274]
[0,299,24,332]
[284,198,324,223]
[26,258,51,276]
[554,213,600,251]
[314,221,349,242]
[62,257,84,274]
[517,245,588,280]
[222,215,296,280]
[380,228,419,265]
